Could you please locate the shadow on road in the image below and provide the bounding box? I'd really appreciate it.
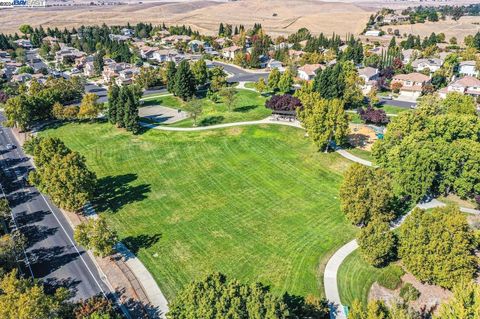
[29,245,84,277]
[94,174,151,213]
[22,224,58,246]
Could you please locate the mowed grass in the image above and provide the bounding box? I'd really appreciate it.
[338,250,404,306]
[40,122,356,299]
[141,89,272,127]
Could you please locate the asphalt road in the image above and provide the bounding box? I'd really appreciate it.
[379,98,417,108]
[212,61,269,83]
[0,115,109,301]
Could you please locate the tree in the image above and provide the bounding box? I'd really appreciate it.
[348,300,391,319]
[122,85,140,134]
[173,60,196,101]
[340,164,396,226]
[167,273,289,319]
[297,94,349,151]
[191,59,208,86]
[219,87,237,111]
[74,217,117,257]
[0,232,26,274]
[357,107,389,125]
[313,63,345,100]
[18,24,33,36]
[0,269,70,319]
[107,84,120,125]
[208,66,227,92]
[443,92,476,116]
[435,281,480,319]
[78,93,102,120]
[399,206,477,289]
[265,94,302,113]
[183,98,203,126]
[268,68,281,91]
[255,77,267,93]
[166,61,177,94]
[93,49,105,76]
[136,67,163,89]
[358,219,396,267]
[277,69,293,94]
[74,295,121,319]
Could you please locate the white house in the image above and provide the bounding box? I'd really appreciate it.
[412,58,443,73]
[152,49,178,63]
[365,30,382,37]
[297,64,322,81]
[222,45,242,60]
[357,67,379,94]
[439,76,480,99]
[458,61,478,77]
[267,59,284,71]
[13,39,32,49]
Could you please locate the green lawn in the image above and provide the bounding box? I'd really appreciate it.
[377,104,411,115]
[140,89,272,127]
[244,82,256,89]
[346,148,374,163]
[40,122,356,299]
[338,250,404,306]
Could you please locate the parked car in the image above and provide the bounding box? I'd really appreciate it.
[5,143,15,150]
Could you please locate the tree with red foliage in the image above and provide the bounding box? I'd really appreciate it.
[392,57,403,72]
[265,94,303,112]
[74,295,121,319]
[0,91,8,104]
[357,106,389,125]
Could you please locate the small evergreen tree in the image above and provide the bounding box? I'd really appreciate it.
[174,60,196,101]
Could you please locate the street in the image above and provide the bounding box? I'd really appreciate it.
[0,115,109,300]
[212,61,269,83]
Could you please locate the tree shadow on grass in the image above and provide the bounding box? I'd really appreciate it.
[122,233,162,255]
[94,174,151,213]
[199,116,224,126]
[234,104,257,113]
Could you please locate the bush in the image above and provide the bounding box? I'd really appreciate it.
[400,283,420,302]
[357,106,389,125]
[265,94,302,112]
[475,194,480,208]
[377,264,404,289]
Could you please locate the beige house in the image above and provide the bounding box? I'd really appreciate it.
[222,45,242,60]
[297,64,323,81]
[391,72,430,100]
[439,76,480,99]
[358,67,379,94]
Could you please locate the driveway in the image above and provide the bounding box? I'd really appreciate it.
[212,61,269,83]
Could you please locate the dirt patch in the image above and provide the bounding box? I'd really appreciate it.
[348,124,377,151]
[369,272,452,313]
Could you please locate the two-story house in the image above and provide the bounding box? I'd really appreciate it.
[391,72,430,100]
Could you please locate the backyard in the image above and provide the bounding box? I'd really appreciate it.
[40,122,357,299]
[140,89,271,127]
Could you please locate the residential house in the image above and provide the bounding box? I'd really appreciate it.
[222,45,242,60]
[439,76,480,99]
[42,36,59,46]
[55,46,85,65]
[139,46,158,60]
[288,49,305,61]
[121,28,134,37]
[358,67,379,94]
[297,64,322,81]
[401,49,418,64]
[267,59,284,71]
[14,39,32,49]
[412,58,443,73]
[383,14,409,24]
[109,34,131,42]
[188,40,205,53]
[273,42,293,51]
[368,45,388,56]
[12,73,32,83]
[84,61,96,77]
[115,67,140,86]
[152,49,179,63]
[458,61,478,77]
[102,62,134,83]
[365,30,382,37]
[162,35,191,45]
[391,72,430,100]
[215,37,228,47]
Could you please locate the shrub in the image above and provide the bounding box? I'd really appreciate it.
[377,264,404,289]
[265,94,302,112]
[391,82,403,93]
[357,106,389,125]
[400,283,420,302]
[475,194,480,208]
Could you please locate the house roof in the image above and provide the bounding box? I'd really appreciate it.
[412,58,443,68]
[223,45,242,52]
[393,72,430,83]
[451,76,480,88]
[459,61,476,67]
[358,67,378,79]
[298,64,322,76]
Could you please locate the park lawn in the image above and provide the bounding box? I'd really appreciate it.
[141,94,183,109]
[40,122,356,300]
[377,104,411,115]
[338,250,404,306]
[346,148,374,163]
[244,82,256,89]
[141,89,272,127]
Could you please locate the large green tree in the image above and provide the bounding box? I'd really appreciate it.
[435,281,480,319]
[357,219,396,267]
[340,164,396,226]
[191,59,208,86]
[74,217,117,257]
[268,68,281,91]
[166,61,177,94]
[167,273,289,319]
[399,206,477,289]
[174,60,196,101]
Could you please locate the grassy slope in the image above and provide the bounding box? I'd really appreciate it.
[40,122,356,299]
[141,89,272,127]
[338,250,403,306]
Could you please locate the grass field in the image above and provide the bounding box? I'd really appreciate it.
[40,122,357,299]
[141,89,271,127]
[378,104,411,115]
[338,250,404,306]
